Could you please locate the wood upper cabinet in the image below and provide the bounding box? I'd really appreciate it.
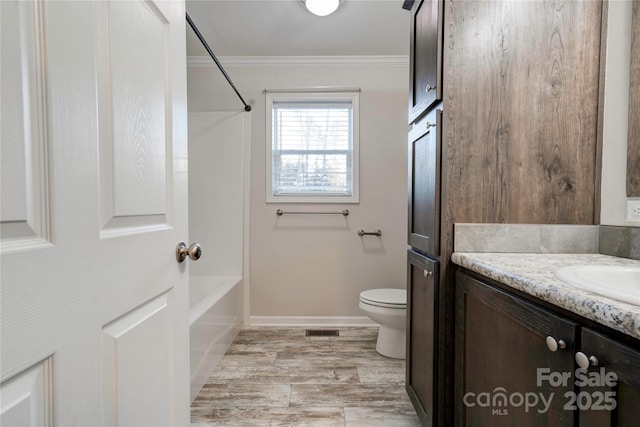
[577,328,640,427]
[442,0,603,225]
[455,271,577,427]
[407,250,439,426]
[408,0,443,124]
[408,108,441,256]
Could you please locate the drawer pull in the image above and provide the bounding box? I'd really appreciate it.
[545,336,566,352]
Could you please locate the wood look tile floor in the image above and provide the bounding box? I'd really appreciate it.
[191,327,422,427]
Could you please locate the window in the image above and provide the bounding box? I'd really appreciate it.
[266,91,359,203]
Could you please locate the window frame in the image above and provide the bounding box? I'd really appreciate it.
[266,91,360,203]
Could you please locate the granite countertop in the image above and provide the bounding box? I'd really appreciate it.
[451,252,640,340]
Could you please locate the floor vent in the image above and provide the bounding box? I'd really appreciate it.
[305,329,339,337]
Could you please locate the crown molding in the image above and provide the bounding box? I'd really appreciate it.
[187,55,409,68]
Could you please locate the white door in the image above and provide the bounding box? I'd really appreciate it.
[0,1,190,425]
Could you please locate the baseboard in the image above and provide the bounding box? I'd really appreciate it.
[249,316,377,327]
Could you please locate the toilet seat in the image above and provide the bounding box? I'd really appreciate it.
[359,288,406,309]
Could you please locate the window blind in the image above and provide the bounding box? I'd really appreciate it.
[272,100,353,196]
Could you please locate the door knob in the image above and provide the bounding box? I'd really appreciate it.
[423,270,433,278]
[176,242,202,263]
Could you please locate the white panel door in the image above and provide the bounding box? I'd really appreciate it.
[0,1,190,425]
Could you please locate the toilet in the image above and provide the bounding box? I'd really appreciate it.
[359,288,407,359]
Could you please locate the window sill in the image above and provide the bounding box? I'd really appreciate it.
[266,194,359,204]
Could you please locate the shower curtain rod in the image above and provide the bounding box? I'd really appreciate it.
[186,13,252,112]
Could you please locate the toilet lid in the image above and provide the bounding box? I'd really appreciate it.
[360,288,406,308]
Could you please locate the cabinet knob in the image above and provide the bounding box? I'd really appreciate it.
[426,122,436,129]
[575,352,599,369]
[425,84,437,93]
[545,336,566,352]
[423,270,433,278]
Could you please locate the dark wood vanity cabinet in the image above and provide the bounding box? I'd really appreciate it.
[455,270,640,427]
[408,109,441,257]
[408,0,443,124]
[455,271,577,426]
[578,328,640,427]
[407,250,439,425]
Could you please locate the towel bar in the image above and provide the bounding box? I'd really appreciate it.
[276,209,349,217]
[358,229,382,236]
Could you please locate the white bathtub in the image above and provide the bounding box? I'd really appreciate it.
[189,276,242,402]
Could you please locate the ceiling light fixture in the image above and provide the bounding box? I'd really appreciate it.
[304,0,340,17]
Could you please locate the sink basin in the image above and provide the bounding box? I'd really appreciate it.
[554,265,640,306]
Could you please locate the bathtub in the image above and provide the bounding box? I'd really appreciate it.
[189,276,242,402]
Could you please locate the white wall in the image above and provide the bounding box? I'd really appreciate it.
[188,57,409,320]
[601,0,638,226]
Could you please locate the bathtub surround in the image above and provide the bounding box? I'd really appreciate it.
[187,111,251,283]
[187,112,250,400]
[190,327,421,426]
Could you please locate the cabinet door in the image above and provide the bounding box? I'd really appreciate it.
[408,108,441,256]
[408,0,443,124]
[407,250,439,426]
[455,272,576,427]
[578,328,640,427]
[442,0,602,224]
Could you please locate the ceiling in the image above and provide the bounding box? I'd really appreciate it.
[185,0,410,57]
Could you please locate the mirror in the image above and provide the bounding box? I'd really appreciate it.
[628,1,640,197]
